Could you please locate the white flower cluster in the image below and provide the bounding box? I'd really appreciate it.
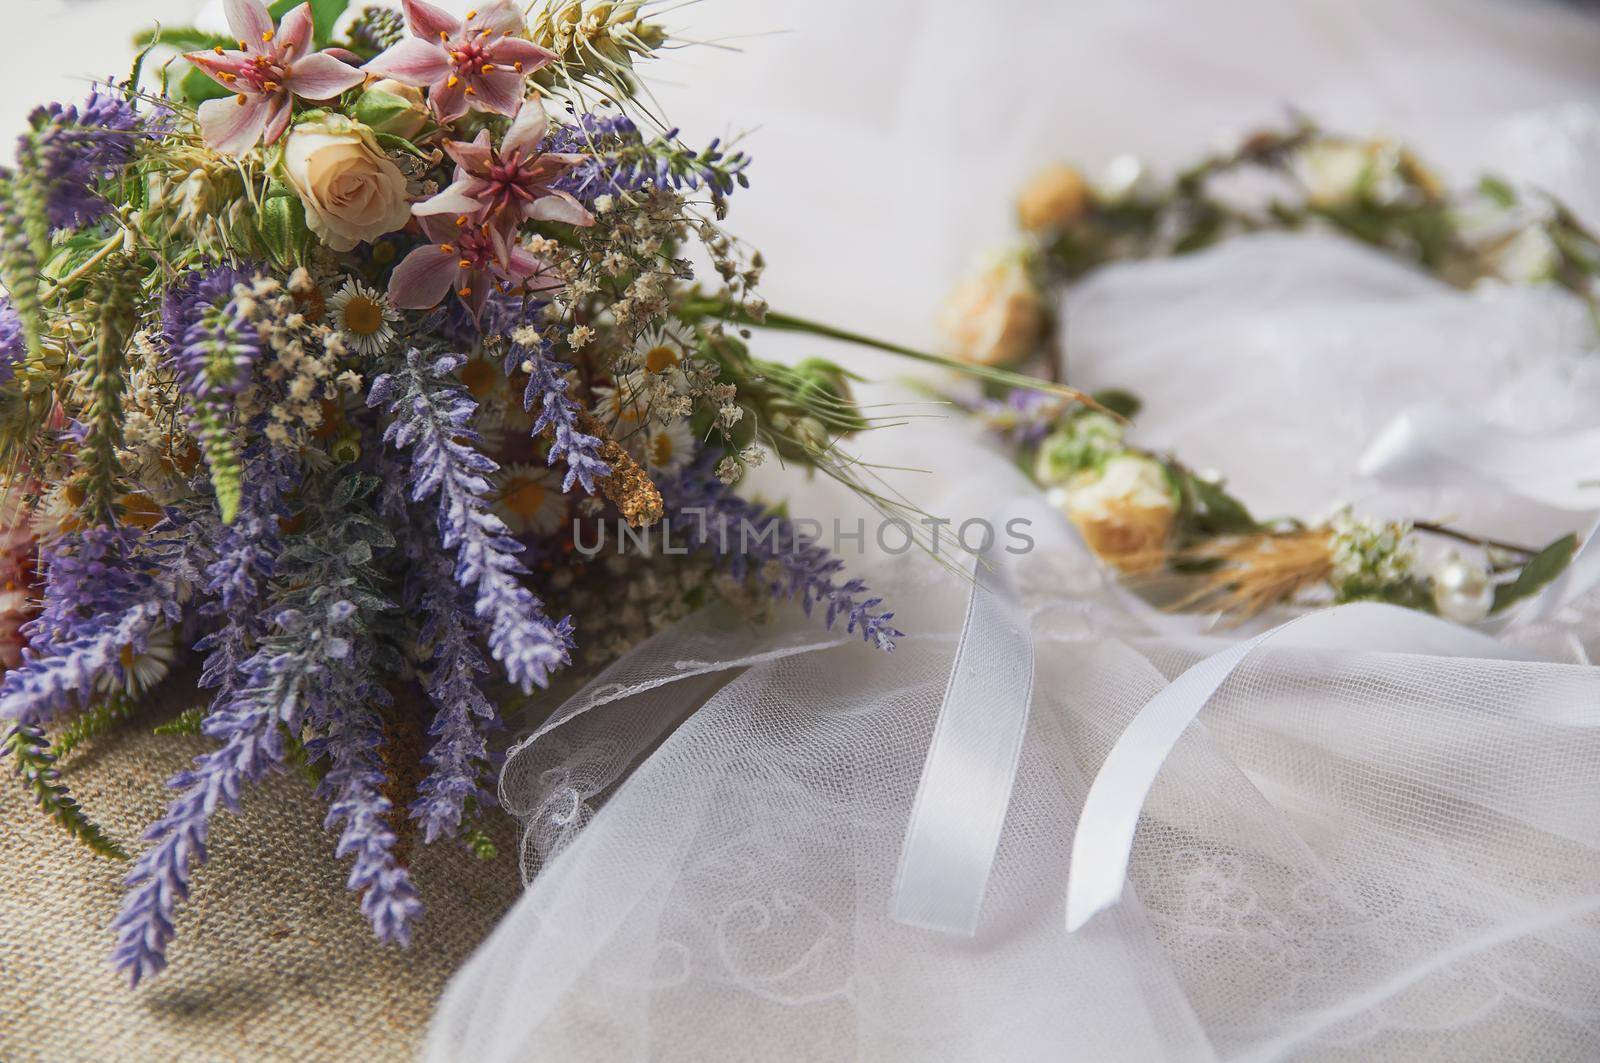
[1329,511,1416,589]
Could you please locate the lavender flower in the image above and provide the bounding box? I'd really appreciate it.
[163,266,262,524]
[25,528,152,653]
[669,455,901,651]
[545,115,751,203]
[318,708,424,944]
[0,600,167,726]
[23,85,147,231]
[507,335,610,494]
[203,444,296,613]
[111,636,288,984]
[404,534,498,843]
[370,349,573,692]
[0,528,179,725]
[113,475,405,982]
[0,297,21,386]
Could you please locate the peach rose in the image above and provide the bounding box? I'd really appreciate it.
[281,115,412,252]
[1017,162,1089,233]
[937,256,1045,367]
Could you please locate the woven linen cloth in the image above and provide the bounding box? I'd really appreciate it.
[0,722,522,1063]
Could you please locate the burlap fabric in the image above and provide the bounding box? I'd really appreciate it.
[0,723,523,1062]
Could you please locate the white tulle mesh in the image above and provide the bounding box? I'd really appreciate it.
[425,1,1600,1056]
[427,401,1600,1061]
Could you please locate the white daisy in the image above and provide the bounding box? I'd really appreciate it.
[492,463,568,537]
[328,279,401,357]
[101,623,177,696]
[591,370,652,434]
[641,418,695,475]
[632,321,693,378]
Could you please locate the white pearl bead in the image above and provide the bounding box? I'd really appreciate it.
[1431,553,1493,624]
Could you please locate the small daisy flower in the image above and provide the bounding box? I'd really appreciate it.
[328,279,400,357]
[591,371,651,434]
[101,624,178,696]
[642,419,695,475]
[633,322,693,376]
[492,462,567,536]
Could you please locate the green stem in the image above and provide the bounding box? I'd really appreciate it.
[696,302,1113,415]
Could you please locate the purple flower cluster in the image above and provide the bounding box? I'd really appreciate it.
[203,444,296,613]
[23,84,147,231]
[111,628,288,984]
[0,297,22,387]
[317,704,425,946]
[0,529,178,726]
[405,538,498,844]
[507,336,610,494]
[163,266,259,390]
[369,348,574,692]
[110,450,294,984]
[669,456,902,652]
[545,114,751,203]
[0,600,167,727]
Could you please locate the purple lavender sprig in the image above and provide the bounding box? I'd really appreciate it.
[506,335,610,494]
[113,468,420,982]
[24,527,155,654]
[21,84,148,232]
[669,455,901,652]
[164,266,261,525]
[317,707,424,944]
[369,348,574,692]
[0,601,167,726]
[0,528,176,726]
[403,529,498,844]
[545,114,751,203]
[0,297,22,387]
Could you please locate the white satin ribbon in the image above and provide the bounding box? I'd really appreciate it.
[1063,601,1530,931]
[895,408,1598,939]
[890,541,1036,934]
[1062,410,1599,931]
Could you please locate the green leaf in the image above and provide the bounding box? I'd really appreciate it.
[374,132,428,158]
[4,724,128,860]
[179,64,233,106]
[1180,470,1258,536]
[134,25,235,51]
[269,0,351,48]
[52,695,138,758]
[153,706,206,737]
[1478,175,1517,209]
[1492,533,1577,613]
[1088,388,1142,420]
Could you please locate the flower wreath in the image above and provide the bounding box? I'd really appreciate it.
[943,120,1590,623]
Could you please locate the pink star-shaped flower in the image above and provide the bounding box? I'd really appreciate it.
[186,0,366,156]
[364,0,557,124]
[414,99,593,231]
[388,213,561,316]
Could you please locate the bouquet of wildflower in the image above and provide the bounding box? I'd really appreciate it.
[0,0,1043,985]
[940,121,1584,622]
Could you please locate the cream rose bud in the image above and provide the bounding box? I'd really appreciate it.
[1017,163,1089,233]
[937,255,1045,367]
[280,115,412,252]
[354,80,431,140]
[1059,453,1177,574]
